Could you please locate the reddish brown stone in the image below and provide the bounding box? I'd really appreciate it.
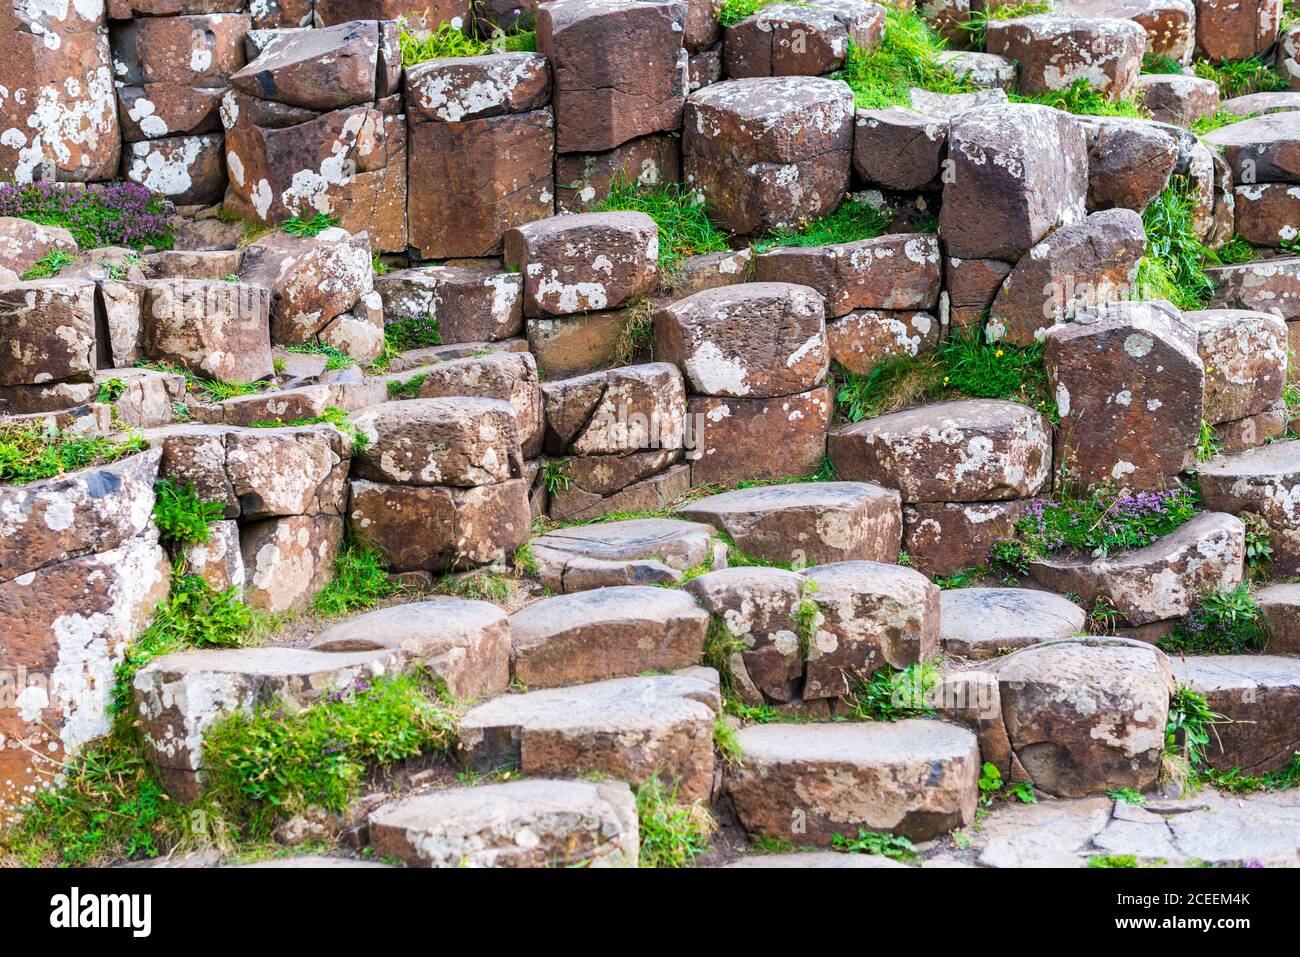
[986,15,1146,101]
[688,386,831,487]
[404,52,550,123]
[1195,0,1281,62]
[0,281,97,387]
[555,134,681,213]
[1135,73,1220,128]
[376,265,522,343]
[230,20,381,110]
[121,134,226,206]
[1083,118,1179,213]
[351,397,522,487]
[142,278,274,383]
[903,500,1030,577]
[827,309,939,375]
[240,513,343,612]
[853,107,947,191]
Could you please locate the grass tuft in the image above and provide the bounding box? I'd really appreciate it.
[831,827,920,862]
[844,661,938,721]
[594,178,730,274]
[635,775,714,868]
[0,422,146,485]
[152,478,224,546]
[399,22,536,66]
[1158,583,1268,655]
[753,199,891,251]
[20,249,77,280]
[281,213,337,237]
[310,534,401,617]
[836,10,973,110]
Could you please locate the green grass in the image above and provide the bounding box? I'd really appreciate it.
[248,405,369,453]
[383,314,442,351]
[137,359,267,404]
[1108,788,1147,805]
[717,0,780,27]
[955,1,1052,51]
[1087,853,1141,868]
[1135,176,1225,311]
[152,479,224,546]
[19,249,77,280]
[1191,108,1254,136]
[96,377,127,403]
[1010,78,1147,118]
[843,661,938,722]
[1165,684,1223,773]
[753,199,890,252]
[280,213,337,237]
[386,371,429,399]
[1193,56,1288,99]
[831,827,920,862]
[635,775,714,868]
[835,10,974,110]
[310,534,401,618]
[1141,52,1186,75]
[713,715,745,768]
[594,178,729,275]
[1158,584,1269,655]
[0,422,147,485]
[1198,755,1300,793]
[399,22,536,66]
[284,341,355,370]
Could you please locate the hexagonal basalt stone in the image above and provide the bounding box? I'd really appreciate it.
[528,517,721,592]
[939,587,1087,659]
[986,15,1146,101]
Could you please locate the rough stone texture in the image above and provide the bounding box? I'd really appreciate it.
[229,20,380,111]
[1184,309,1288,425]
[1255,582,1300,654]
[1212,402,1287,455]
[1202,112,1300,185]
[410,352,543,459]
[508,585,710,688]
[309,599,510,700]
[683,77,854,235]
[726,720,980,843]
[723,4,866,79]
[350,398,521,488]
[0,220,78,278]
[829,399,1051,504]
[1234,183,1300,247]
[555,133,681,212]
[990,638,1175,798]
[120,134,226,205]
[541,362,685,457]
[1222,91,1300,116]
[853,107,946,192]
[525,310,627,379]
[939,588,1087,659]
[142,278,274,384]
[547,460,690,522]
[934,49,1017,90]
[1194,0,1282,62]
[1055,0,1196,61]
[178,519,244,595]
[459,671,719,802]
[940,104,1088,262]
[239,513,344,612]
[504,212,659,318]
[944,257,1013,330]
[987,209,1146,346]
[0,281,97,387]
[1044,301,1204,489]
[376,265,522,344]
[1171,655,1300,774]
[826,309,940,375]
[902,500,1030,577]
[224,424,351,518]
[1208,258,1300,321]
[1082,118,1180,213]
[1135,74,1220,128]
[688,387,832,487]
[528,517,719,592]
[986,15,1146,100]
[678,482,901,567]
[803,560,940,699]
[539,0,687,153]
[369,779,640,868]
[654,283,828,398]
[755,234,941,319]
[404,52,551,124]
[1028,511,1246,626]
[1196,439,1300,537]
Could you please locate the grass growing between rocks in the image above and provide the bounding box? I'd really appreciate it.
[1010,78,1146,118]
[836,10,974,110]
[634,775,714,867]
[844,661,939,721]
[249,405,370,452]
[137,359,270,404]
[311,534,402,618]
[594,178,730,275]
[1134,176,1230,310]
[752,199,891,252]
[19,249,77,280]
[955,1,1051,50]
[1158,583,1269,655]
[284,341,355,370]
[831,827,920,862]
[0,181,173,250]
[281,213,338,237]
[399,22,536,66]
[0,422,147,485]
[1193,56,1289,99]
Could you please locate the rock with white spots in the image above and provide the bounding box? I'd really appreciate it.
[726,720,980,843]
[987,209,1146,346]
[986,15,1146,100]
[1284,24,1300,89]
[935,49,1017,89]
[683,76,854,235]
[224,424,351,518]
[940,103,1088,262]
[902,500,1031,577]
[1044,301,1204,488]
[687,387,833,486]
[1171,655,1300,774]
[310,598,511,700]
[688,42,723,91]
[375,265,523,344]
[541,361,686,456]
[1222,91,1300,116]
[503,212,660,319]
[402,352,544,459]
[369,778,640,868]
[113,13,250,89]
[0,281,97,387]
[852,107,947,192]
[230,19,383,110]
[404,52,551,124]
[525,309,628,378]
[554,133,681,213]
[238,227,373,345]
[142,277,274,383]
[347,477,531,572]
[1184,309,1288,424]
[723,2,880,78]
[539,0,687,152]
[989,637,1175,797]
[1197,438,1300,532]
[508,585,710,688]
[546,458,691,521]
[318,290,385,364]
[1081,117,1180,213]
[654,282,828,398]
[826,309,940,375]
[0,219,78,278]
[121,133,227,205]
[1212,402,1288,455]
[1055,0,1195,62]
[802,560,939,699]
[1253,582,1300,653]
[526,517,721,592]
[755,234,941,319]
[349,397,521,487]
[1028,511,1246,626]
[1203,111,1300,185]
[939,587,1087,659]
[1135,74,1220,128]
[944,256,1013,330]
[459,671,719,801]
[177,518,245,595]
[133,645,404,800]
[679,481,902,567]
[1233,183,1300,247]
[829,399,1052,504]
[1194,0,1281,62]
[238,512,344,612]
[1207,257,1300,320]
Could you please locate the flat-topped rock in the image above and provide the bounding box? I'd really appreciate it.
[986,15,1146,101]
[1136,74,1220,128]
[687,387,833,487]
[349,398,521,488]
[826,309,940,375]
[1029,511,1245,626]
[902,500,1029,577]
[852,108,947,191]
[1170,655,1300,775]
[677,482,901,566]
[408,351,543,459]
[375,265,523,344]
[1222,92,1300,116]
[1254,582,1300,654]
[459,671,720,802]
[528,517,720,592]
[230,19,383,111]
[404,52,551,123]
[726,720,980,844]
[1233,182,1300,248]
[509,585,711,687]
[1184,309,1288,425]
[828,399,1052,503]
[940,588,1087,659]
[1202,112,1300,185]
[1197,439,1300,529]
[540,361,685,456]
[1208,258,1300,321]
[1054,0,1195,61]
[934,51,1017,91]
[369,778,640,868]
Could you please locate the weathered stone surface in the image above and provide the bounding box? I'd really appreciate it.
[237,228,372,345]
[230,19,381,110]
[224,425,351,518]
[852,107,946,192]
[902,500,1030,577]
[1208,258,1300,320]
[409,352,543,459]
[1233,182,1300,247]
[1045,301,1204,488]
[0,281,97,386]
[240,513,344,612]
[504,212,659,318]
[404,52,551,123]
[1082,118,1180,213]
[688,387,832,486]
[826,310,939,375]
[668,249,753,298]
[319,290,384,364]
[679,482,901,567]
[118,83,224,141]
[539,0,687,152]
[1255,582,1300,653]
[990,638,1174,797]
[1055,0,1196,61]
[829,399,1052,504]
[310,599,510,700]
[1028,511,1246,626]
[121,134,226,206]
[528,517,719,592]
[688,42,723,92]
[1194,0,1281,62]
[0,219,78,278]
[935,49,1017,90]
[1213,402,1287,454]
[987,209,1146,346]
[134,646,402,800]
[1135,73,1220,128]
[723,3,868,79]
[526,309,632,379]
[348,477,531,572]
[143,278,274,383]
[654,283,828,397]
[547,461,691,522]
[369,779,640,868]
[986,15,1145,100]
[1171,655,1300,774]
[376,265,522,344]
[755,234,941,319]
[350,398,521,487]
[939,587,1087,659]
[944,256,1013,330]
[554,134,681,213]
[508,585,710,688]
[459,671,719,801]
[726,720,980,843]
[1203,112,1300,185]
[1197,438,1300,531]
[940,104,1088,262]
[178,519,244,594]
[542,362,686,456]
[803,560,939,699]
[1184,309,1288,424]
[683,76,854,235]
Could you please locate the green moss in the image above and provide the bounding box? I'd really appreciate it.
[0,422,147,485]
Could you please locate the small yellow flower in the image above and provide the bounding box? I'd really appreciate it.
[943,376,950,384]
[995,349,1005,358]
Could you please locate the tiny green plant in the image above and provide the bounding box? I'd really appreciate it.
[0,423,146,485]
[1006,781,1037,804]
[1087,596,1122,635]
[280,212,338,236]
[635,775,714,868]
[1107,788,1147,806]
[1242,515,1274,572]
[387,372,429,399]
[96,377,127,404]
[1165,684,1224,773]
[542,458,572,494]
[20,249,77,280]
[399,22,536,65]
[978,762,1003,806]
[1158,583,1268,655]
[1196,419,1221,463]
[1087,853,1140,868]
[713,715,745,769]
[284,341,355,370]
[845,661,938,722]
[831,827,920,863]
[249,405,369,453]
[383,314,443,351]
[753,198,891,252]
[152,479,224,546]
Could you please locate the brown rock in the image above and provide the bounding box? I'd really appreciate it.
[688,387,832,486]
[1233,183,1300,247]
[945,257,1013,330]
[121,134,227,206]
[0,281,97,386]
[376,265,522,344]
[1202,111,1300,185]
[230,20,381,110]
[526,311,627,379]
[1055,0,1196,62]
[853,107,947,192]
[903,500,1031,577]
[1194,0,1281,62]
[1083,118,1179,213]
[939,587,1086,659]
[724,4,857,78]
[554,134,681,213]
[1135,73,1220,128]
[143,278,274,383]
[412,352,543,459]
[1208,257,1300,320]
[1171,655,1300,774]
[986,15,1146,100]
[350,397,521,487]
[827,309,939,374]
[123,13,250,87]
[542,362,686,456]
[1185,308,1288,424]
[528,517,719,591]
[404,52,551,123]
[239,513,343,612]
[0,219,78,277]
